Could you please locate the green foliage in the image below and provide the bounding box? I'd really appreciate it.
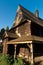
[0,32,1,40]
[1,28,5,34]
[13,59,17,65]
[39,63,43,65]
[13,57,24,65]
[0,54,11,65]
[30,63,34,65]
[6,26,9,31]
[0,28,5,39]
[0,54,35,65]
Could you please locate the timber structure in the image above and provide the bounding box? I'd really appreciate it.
[2,5,43,64]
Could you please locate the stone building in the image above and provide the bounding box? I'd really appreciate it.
[2,5,43,64]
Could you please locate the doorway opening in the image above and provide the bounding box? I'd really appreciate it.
[7,44,14,56]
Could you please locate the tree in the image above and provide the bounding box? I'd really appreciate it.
[0,30,1,40]
[0,28,5,39]
[6,26,9,31]
[0,28,5,53]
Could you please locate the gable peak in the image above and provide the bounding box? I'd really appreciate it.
[17,5,21,12]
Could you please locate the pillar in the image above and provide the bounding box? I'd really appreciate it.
[14,44,17,59]
[3,38,8,55]
[30,43,33,64]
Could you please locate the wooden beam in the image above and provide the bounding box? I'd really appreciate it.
[27,44,31,49]
[7,41,32,44]
[27,20,31,36]
[14,44,17,59]
[3,38,8,54]
[30,43,33,64]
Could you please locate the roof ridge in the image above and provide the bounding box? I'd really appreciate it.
[19,5,43,21]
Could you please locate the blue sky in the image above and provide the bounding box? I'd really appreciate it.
[0,0,43,29]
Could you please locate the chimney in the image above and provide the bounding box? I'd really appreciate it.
[35,10,39,17]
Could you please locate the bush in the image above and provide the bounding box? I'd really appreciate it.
[0,54,11,65]
[0,54,34,65]
[39,62,43,65]
[13,57,24,65]
[30,63,34,65]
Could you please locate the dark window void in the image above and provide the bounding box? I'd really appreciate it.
[7,44,14,56]
[33,43,43,57]
[31,22,43,37]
